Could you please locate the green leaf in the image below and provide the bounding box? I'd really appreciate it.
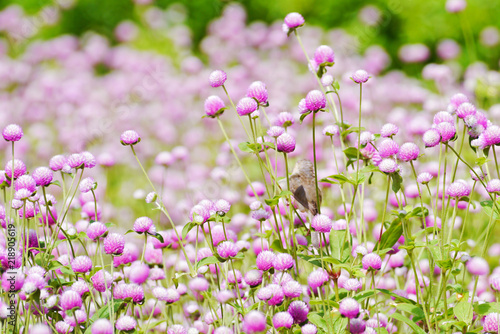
[49,180,62,188]
[270,239,287,253]
[148,232,164,244]
[197,256,220,268]
[396,303,425,319]
[320,174,349,185]
[238,142,253,153]
[377,217,402,251]
[60,266,75,276]
[329,230,350,263]
[297,253,323,268]
[454,295,473,325]
[308,313,329,333]
[475,157,490,166]
[332,316,348,333]
[480,200,500,220]
[377,289,417,305]
[182,222,197,240]
[390,312,426,334]
[84,300,124,334]
[300,111,312,123]
[343,147,360,161]
[376,328,390,334]
[391,173,403,193]
[342,126,365,137]
[474,302,500,315]
[333,80,340,91]
[353,289,376,302]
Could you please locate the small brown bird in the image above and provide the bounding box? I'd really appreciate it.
[288,159,322,216]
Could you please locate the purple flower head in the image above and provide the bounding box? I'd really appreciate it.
[378,158,399,174]
[87,222,108,240]
[450,93,469,108]
[378,139,399,158]
[242,311,266,334]
[2,124,23,142]
[71,256,93,273]
[209,70,227,88]
[398,142,420,162]
[305,90,326,112]
[60,290,82,311]
[49,155,67,172]
[245,269,263,287]
[362,253,382,270]
[288,300,309,324]
[67,153,86,169]
[282,280,302,298]
[307,268,329,290]
[311,214,332,233]
[247,81,268,105]
[257,251,276,271]
[351,69,370,83]
[350,318,366,333]
[15,175,36,193]
[456,102,476,119]
[417,172,433,184]
[344,278,362,291]
[236,97,258,116]
[82,151,96,169]
[79,177,95,193]
[267,126,285,138]
[91,319,113,334]
[302,324,317,334]
[276,133,296,153]
[423,129,441,147]
[120,130,140,146]
[380,123,399,138]
[91,270,113,292]
[275,112,295,128]
[32,167,53,186]
[116,316,137,331]
[321,74,334,86]
[283,12,305,30]
[314,45,335,66]
[339,298,360,318]
[190,204,210,224]
[214,199,231,215]
[204,95,226,117]
[273,253,294,271]
[217,241,239,259]
[466,257,489,276]
[436,122,456,142]
[470,167,486,181]
[323,125,340,137]
[446,0,466,13]
[482,125,500,147]
[483,313,500,333]
[133,216,154,234]
[5,159,26,179]
[189,277,209,292]
[446,180,471,198]
[103,233,125,255]
[273,312,293,329]
[129,262,150,284]
[434,111,454,125]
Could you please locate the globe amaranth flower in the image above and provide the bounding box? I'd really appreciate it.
[79,177,95,193]
[273,253,294,271]
[436,122,456,142]
[32,167,53,186]
[378,158,399,174]
[446,0,466,13]
[362,253,382,271]
[314,45,334,66]
[204,96,226,117]
[244,269,263,287]
[307,268,329,291]
[301,324,318,334]
[466,257,489,276]
[71,256,93,273]
[60,290,82,311]
[256,251,276,271]
[91,319,113,334]
[339,298,360,318]
[242,311,266,334]
[378,139,399,158]
[236,97,258,116]
[274,112,295,128]
[321,74,334,87]
[417,172,433,184]
[49,155,67,172]
[282,280,302,298]
[116,316,137,331]
[283,12,305,34]
[272,311,293,330]
[2,124,23,142]
[456,102,476,119]
[305,90,326,112]
[380,123,399,138]
[209,70,227,88]
[103,233,125,255]
[351,69,369,83]
[5,159,26,179]
[288,300,309,324]
[482,125,500,147]
[133,216,155,234]
[120,130,140,146]
[470,167,486,181]
[483,313,500,333]
[217,241,239,259]
[87,222,108,240]
[398,142,420,162]
[276,133,295,153]
[323,125,340,137]
[311,214,332,233]
[247,81,268,105]
[423,129,441,147]
[446,180,471,197]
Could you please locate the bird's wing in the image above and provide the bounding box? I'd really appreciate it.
[289,174,310,211]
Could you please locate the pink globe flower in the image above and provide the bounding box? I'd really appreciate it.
[339,298,360,318]
[466,257,489,276]
[217,241,239,259]
[378,159,399,174]
[60,290,82,311]
[236,97,258,116]
[305,90,326,112]
[362,253,382,270]
[314,45,335,66]
[116,316,137,331]
[32,167,53,186]
[380,123,399,138]
[256,251,276,271]
[483,313,500,333]
[133,216,154,234]
[91,319,113,334]
[87,222,108,240]
[423,129,441,147]
[398,142,420,162]
[351,69,370,83]
[103,233,125,255]
[2,124,23,142]
[209,70,227,88]
[273,253,294,271]
[436,122,456,142]
[120,130,140,146]
[283,12,305,30]
[67,153,86,169]
[273,312,293,329]
[242,311,266,334]
[378,139,399,158]
[5,159,26,179]
[276,133,296,153]
[247,81,268,105]
[311,214,333,233]
[204,96,225,117]
[49,155,67,171]
[71,256,93,273]
[446,0,466,13]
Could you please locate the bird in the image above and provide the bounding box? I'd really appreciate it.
[287,159,322,216]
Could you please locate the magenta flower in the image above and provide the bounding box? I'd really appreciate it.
[351,69,370,83]
[120,130,140,145]
[103,233,125,255]
[60,290,82,311]
[276,133,296,153]
[236,97,258,116]
[2,124,23,142]
[209,70,227,88]
[305,90,326,112]
[339,298,360,318]
[204,95,226,117]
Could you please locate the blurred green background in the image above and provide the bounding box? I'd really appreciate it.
[2,0,500,72]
